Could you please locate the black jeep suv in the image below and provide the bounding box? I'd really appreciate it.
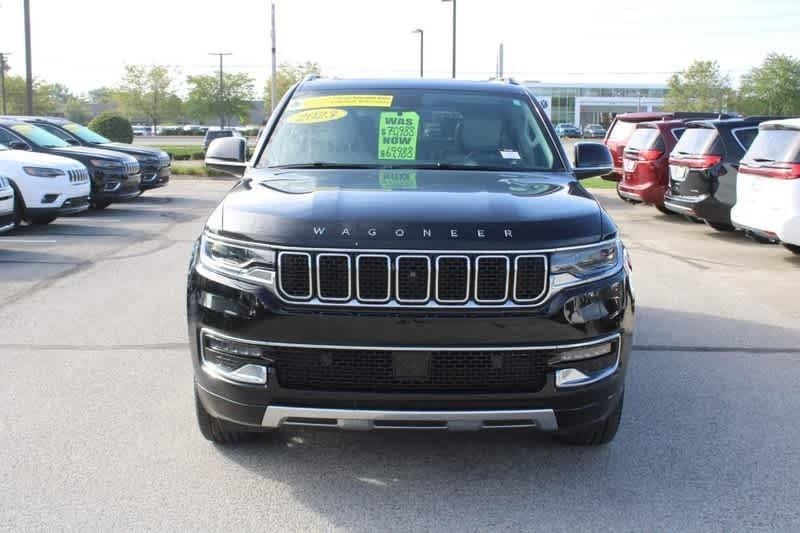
[189,78,634,446]
[18,117,171,191]
[0,118,141,208]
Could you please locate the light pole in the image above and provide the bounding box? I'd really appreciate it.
[270,2,277,113]
[24,0,33,114]
[412,29,424,77]
[209,52,232,129]
[441,0,456,78]
[0,52,10,115]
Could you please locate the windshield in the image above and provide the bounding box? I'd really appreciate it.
[260,89,559,171]
[743,129,800,163]
[10,124,70,148]
[62,122,111,144]
[673,127,721,155]
[607,120,637,143]
[627,128,662,150]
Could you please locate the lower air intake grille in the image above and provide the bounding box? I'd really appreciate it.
[279,252,311,299]
[272,347,549,393]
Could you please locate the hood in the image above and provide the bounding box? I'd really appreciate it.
[212,169,613,250]
[0,149,86,169]
[48,145,137,162]
[95,142,165,158]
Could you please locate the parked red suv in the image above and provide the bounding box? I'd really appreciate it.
[604,112,732,182]
[618,119,690,213]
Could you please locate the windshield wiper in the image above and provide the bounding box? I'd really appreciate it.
[391,162,542,172]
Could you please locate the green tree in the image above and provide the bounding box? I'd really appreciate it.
[264,61,321,113]
[738,53,800,116]
[1,75,74,115]
[64,96,92,124]
[185,72,255,125]
[116,65,180,131]
[665,60,733,112]
[89,112,133,143]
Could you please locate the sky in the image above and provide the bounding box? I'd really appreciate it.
[1,0,799,96]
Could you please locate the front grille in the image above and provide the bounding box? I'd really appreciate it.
[475,256,509,303]
[396,256,430,302]
[278,252,312,299]
[124,160,140,176]
[276,249,549,306]
[272,347,549,393]
[68,168,89,184]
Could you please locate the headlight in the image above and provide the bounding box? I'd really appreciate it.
[23,166,65,178]
[90,159,123,169]
[198,233,276,286]
[135,155,158,164]
[550,239,623,288]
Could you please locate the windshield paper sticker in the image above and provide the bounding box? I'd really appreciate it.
[378,111,419,160]
[379,170,417,190]
[289,95,393,110]
[287,108,348,124]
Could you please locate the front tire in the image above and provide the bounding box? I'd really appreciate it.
[556,393,623,446]
[784,243,800,255]
[195,390,258,445]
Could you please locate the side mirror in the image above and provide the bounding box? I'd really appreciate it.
[573,142,612,180]
[205,137,248,178]
[8,141,30,151]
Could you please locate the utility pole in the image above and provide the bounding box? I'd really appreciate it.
[209,52,232,129]
[270,2,277,113]
[0,53,10,115]
[442,0,456,78]
[24,0,33,114]
[412,29,424,77]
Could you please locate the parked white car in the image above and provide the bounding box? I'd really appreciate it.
[731,118,800,255]
[0,175,14,233]
[0,143,91,226]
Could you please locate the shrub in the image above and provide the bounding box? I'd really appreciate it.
[88,112,134,143]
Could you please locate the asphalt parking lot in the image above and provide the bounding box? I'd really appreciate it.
[2,180,799,531]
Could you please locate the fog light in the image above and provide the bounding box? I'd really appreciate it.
[206,336,263,358]
[41,194,59,204]
[548,342,612,365]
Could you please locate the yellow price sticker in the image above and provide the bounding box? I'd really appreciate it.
[289,94,394,110]
[287,108,348,124]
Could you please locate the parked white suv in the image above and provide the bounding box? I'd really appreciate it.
[0,176,14,233]
[0,143,91,226]
[731,118,800,255]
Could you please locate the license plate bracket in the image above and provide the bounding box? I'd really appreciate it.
[392,352,431,379]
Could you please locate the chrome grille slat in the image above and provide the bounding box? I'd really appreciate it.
[276,250,549,307]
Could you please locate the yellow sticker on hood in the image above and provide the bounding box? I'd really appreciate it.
[287,108,348,124]
[289,94,393,110]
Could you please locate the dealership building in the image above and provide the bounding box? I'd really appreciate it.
[525,82,668,127]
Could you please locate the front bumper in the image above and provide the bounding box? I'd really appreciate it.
[27,195,91,217]
[91,172,142,202]
[140,165,171,190]
[188,263,634,433]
